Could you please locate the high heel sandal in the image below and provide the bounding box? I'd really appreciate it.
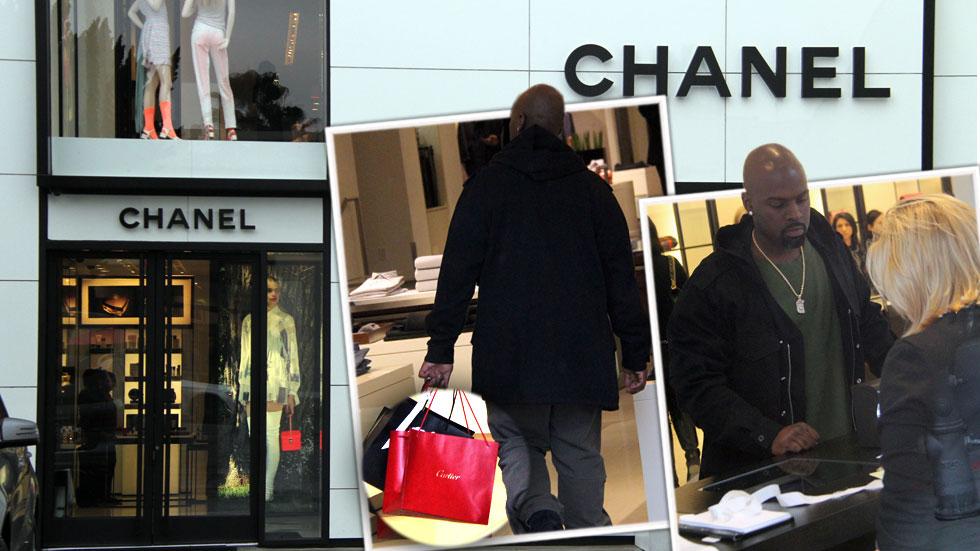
[140,128,158,140]
[226,128,238,141]
[204,124,215,140]
[160,127,181,140]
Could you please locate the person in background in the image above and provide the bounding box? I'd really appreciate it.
[457,118,509,178]
[867,193,980,549]
[646,220,700,484]
[420,84,650,533]
[832,212,867,279]
[668,144,894,478]
[77,369,119,506]
[866,209,883,242]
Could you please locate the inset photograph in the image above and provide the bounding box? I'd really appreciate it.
[638,163,979,549]
[328,92,677,549]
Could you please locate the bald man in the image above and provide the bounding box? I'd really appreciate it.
[667,144,893,478]
[419,85,650,532]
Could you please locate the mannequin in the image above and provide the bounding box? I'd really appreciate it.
[239,276,301,501]
[128,0,180,139]
[181,0,238,141]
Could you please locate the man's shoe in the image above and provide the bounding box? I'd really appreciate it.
[525,510,564,532]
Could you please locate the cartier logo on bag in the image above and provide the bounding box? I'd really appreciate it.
[435,469,462,481]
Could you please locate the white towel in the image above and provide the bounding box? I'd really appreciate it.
[415,268,440,282]
[415,279,438,293]
[414,255,443,270]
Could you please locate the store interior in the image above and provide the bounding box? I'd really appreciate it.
[51,253,326,541]
[330,100,672,545]
[647,172,979,486]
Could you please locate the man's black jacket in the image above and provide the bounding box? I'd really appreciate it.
[667,211,894,477]
[425,125,650,410]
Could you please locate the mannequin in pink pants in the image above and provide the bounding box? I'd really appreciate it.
[182,0,238,141]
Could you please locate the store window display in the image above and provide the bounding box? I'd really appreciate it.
[239,276,301,502]
[183,0,238,141]
[49,1,327,142]
[128,0,180,140]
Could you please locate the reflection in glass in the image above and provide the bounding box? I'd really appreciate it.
[55,257,145,518]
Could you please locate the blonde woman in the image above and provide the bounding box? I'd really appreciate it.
[867,193,980,549]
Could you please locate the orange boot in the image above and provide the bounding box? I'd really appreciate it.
[141,107,158,139]
[159,101,180,140]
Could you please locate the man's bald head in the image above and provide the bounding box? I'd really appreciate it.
[509,84,565,138]
[741,144,811,250]
[743,144,807,196]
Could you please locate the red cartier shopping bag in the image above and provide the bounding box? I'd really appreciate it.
[382,389,499,525]
[280,414,302,452]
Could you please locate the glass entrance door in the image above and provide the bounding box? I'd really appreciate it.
[44,253,260,547]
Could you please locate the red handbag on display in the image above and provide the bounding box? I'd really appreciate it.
[381,389,499,525]
[280,414,302,452]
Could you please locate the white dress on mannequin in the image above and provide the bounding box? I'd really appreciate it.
[183,0,237,136]
[239,306,302,501]
[138,0,171,67]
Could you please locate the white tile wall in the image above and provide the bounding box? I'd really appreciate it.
[330,284,349,386]
[934,76,979,168]
[726,0,923,73]
[0,175,38,280]
[329,386,357,489]
[331,0,528,71]
[0,0,37,439]
[530,0,725,73]
[0,281,39,388]
[330,1,974,185]
[935,0,978,77]
[328,489,364,538]
[0,60,36,175]
[0,0,35,62]
[330,68,528,125]
[725,73,923,181]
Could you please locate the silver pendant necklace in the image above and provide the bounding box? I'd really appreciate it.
[752,231,806,314]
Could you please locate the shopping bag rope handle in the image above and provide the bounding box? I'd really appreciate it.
[418,388,491,446]
[458,390,491,445]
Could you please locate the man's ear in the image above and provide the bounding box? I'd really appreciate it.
[741,191,752,213]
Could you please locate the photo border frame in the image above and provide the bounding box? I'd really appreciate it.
[327,95,677,550]
[637,165,980,549]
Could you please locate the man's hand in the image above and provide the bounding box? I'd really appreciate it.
[419,361,453,389]
[623,369,647,394]
[283,395,296,416]
[771,422,820,456]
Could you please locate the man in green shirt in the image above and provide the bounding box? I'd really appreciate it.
[667,144,894,477]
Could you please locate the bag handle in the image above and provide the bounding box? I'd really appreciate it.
[457,390,491,446]
[417,388,492,446]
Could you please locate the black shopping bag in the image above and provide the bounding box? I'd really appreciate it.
[362,396,474,491]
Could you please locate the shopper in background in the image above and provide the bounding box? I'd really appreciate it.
[457,118,509,178]
[866,194,980,549]
[832,212,867,279]
[420,84,650,533]
[866,209,883,242]
[668,144,894,478]
[646,219,700,484]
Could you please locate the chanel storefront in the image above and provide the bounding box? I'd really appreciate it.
[33,1,358,548]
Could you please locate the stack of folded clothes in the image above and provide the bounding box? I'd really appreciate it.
[414,255,442,293]
[349,270,405,300]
